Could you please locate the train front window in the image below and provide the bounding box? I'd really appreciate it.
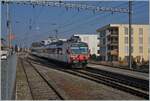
[71,47,88,54]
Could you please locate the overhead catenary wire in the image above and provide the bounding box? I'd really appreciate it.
[7,2,129,35]
[58,2,129,34]
[2,0,147,48]
[98,3,148,24]
[2,1,129,13]
[8,1,130,43]
[58,3,129,28]
[58,0,103,28]
[3,1,129,33]
[61,2,147,34]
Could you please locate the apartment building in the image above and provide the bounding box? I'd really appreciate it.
[96,24,149,62]
[72,34,99,56]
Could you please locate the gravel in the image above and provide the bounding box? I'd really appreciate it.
[32,62,143,100]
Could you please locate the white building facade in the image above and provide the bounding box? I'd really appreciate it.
[73,34,99,56]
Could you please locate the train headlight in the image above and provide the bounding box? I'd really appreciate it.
[73,60,78,63]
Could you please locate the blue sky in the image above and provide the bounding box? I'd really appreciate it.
[1,1,149,47]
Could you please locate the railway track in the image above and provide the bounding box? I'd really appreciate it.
[85,67,148,91]
[28,55,149,99]
[62,69,149,99]
[19,57,65,100]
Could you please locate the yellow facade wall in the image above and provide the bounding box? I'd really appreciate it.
[111,24,149,61]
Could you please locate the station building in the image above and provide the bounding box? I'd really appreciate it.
[96,24,149,62]
[72,34,99,56]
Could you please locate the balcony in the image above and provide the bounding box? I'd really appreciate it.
[112,40,118,43]
[110,49,118,55]
[100,44,107,47]
[110,34,118,37]
[97,44,101,47]
[106,30,111,36]
[97,37,100,39]
[110,43,118,46]
[107,41,111,45]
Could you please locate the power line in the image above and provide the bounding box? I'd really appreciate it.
[58,2,129,33]
[59,2,126,28]
[57,10,81,29]
[3,1,129,34]
[87,2,128,25]
[2,1,129,31]
[40,5,125,33]
[2,1,131,48]
[2,1,129,13]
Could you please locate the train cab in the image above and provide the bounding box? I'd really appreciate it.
[68,42,90,68]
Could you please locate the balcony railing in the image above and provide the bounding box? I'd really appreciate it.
[107,49,118,55]
[111,49,118,55]
[111,41,118,43]
[110,34,118,37]
[110,43,118,46]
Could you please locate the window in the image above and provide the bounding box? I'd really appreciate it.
[131,46,134,53]
[71,46,88,54]
[139,28,143,36]
[57,48,62,54]
[100,31,105,37]
[131,28,133,35]
[149,37,150,47]
[126,28,133,35]
[124,27,128,35]
[125,37,133,44]
[97,50,100,54]
[124,46,129,54]
[139,37,143,44]
[126,46,133,53]
[125,37,128,44]
[103,38,105,44]
[97,44,100,47]
[131,37,133,44]
[100,47,106,52]
[139,46,143,53]
[106,30,110,34]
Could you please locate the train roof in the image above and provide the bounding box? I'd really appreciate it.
[31,40,88,49]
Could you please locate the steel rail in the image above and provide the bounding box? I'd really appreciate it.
[26,58,65,100]
[28,55,149,99]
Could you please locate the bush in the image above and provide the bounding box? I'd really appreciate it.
[90,54,97,60]
[96,56,101,61]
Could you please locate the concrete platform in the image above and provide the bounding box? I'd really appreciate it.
[88,63,149,81]
[1,54,17,100]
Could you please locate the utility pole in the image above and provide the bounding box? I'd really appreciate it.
[6,2,11,49]
[129,1,132,69]
[54,29,58,40]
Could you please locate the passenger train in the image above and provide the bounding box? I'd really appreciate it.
[31,39,90,68]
